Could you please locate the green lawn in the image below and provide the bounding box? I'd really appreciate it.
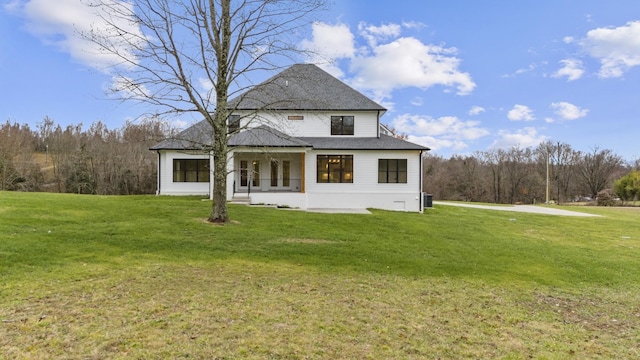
[1,192,639,359]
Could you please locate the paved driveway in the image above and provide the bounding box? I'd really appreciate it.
[434,201,601,217]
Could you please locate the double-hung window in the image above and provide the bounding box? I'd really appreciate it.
[378,159,407,183]
[317,155,353,183]
[331,116,354,135]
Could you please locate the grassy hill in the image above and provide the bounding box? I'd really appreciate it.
[1,192,639,359]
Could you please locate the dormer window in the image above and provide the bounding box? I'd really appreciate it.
[331,116,354,135]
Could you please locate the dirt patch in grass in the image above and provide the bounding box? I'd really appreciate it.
[530,291,640,333]
[275,238,337,244]
[198,218,241,225]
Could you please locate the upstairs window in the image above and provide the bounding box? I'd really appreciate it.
[317,155,353,183]
[378,159,407,183]
[331,116,354,135]
[228,114,241,134]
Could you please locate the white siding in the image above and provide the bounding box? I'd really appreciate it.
[233,110,380,137]
[304,149,423,212]
[157,148,423,212]
[157,150,210,196]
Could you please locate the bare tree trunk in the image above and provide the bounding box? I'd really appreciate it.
[83,0,325,224]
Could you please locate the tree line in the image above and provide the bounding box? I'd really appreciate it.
[423,141,640,205]
[0,117,170,195]
[2,118,638,205]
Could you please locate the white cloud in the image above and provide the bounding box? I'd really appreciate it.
[357,22,402,47]
[110,75,150,100]
[516,63,537,75]
[469,106,485,116]
[410,97,424,106]
[389,113,489,151]
[552,59,584,81]
[490,127,547,149]
[401,21,426,30]
[302,22,475,101]
[507,104,535,121]
[550,101,588,120]
[503,63,537,78]
[409,136,468,152]
[300,22,355,78]
[350,37,476,99]
[581,20,640,78]
[199,77,214,92]
[171,119,189,129]
[7,0,143,71]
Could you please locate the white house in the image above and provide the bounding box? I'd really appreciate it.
[150,64,430,212]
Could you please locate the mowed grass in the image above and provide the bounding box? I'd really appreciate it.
[1,192,639,359]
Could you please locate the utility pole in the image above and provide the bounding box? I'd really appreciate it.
[545,151,550,204]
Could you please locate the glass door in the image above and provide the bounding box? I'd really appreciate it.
[239,160,260,190]
[270,160,278,187]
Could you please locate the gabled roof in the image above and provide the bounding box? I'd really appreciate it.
[227,64,387,113]
[150,64,428,152]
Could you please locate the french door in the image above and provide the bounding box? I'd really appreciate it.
[239,158,290,191]
[239,160,260,188]
[270,160,291,189]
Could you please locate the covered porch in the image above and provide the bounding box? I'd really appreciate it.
[231,151,305,195]
[228,150,308,209]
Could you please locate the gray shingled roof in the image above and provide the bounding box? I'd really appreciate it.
[229,125,311,147]
[227,64,387,112]
[299,135,429,151]
[150,123,429,151]
[150,64,428,152]
[149,120,212,150]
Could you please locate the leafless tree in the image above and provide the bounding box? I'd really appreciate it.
[576,146,625,199]
[0,121,44,191]
[479,149,508,203]
[83,0,325,223]
[538,141,581,204]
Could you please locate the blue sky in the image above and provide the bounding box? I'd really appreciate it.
[2,1,640,161]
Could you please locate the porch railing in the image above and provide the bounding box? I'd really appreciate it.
[234,178,302,194]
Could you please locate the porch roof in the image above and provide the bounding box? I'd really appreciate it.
[149,120,212,150]
[150,123,429,152]
[229,125,311,147]
[298,135,430,151]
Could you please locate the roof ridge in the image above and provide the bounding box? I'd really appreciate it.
[227,63,386,112]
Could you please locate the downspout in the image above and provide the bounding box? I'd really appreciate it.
[419,150,423,212]
[376,110,381,138]
[156,151,161,195]
[209,151,214,200]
